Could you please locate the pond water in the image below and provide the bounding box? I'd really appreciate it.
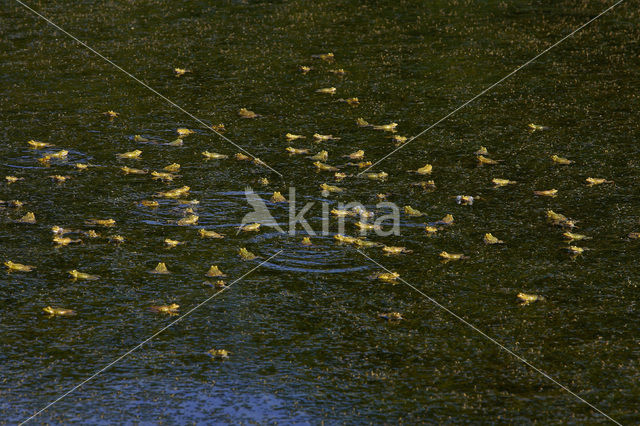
[1,0,639,423]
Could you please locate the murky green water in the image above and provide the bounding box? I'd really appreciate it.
[1,0,639,423]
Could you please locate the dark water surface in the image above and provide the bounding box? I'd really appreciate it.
[1,0,639,423]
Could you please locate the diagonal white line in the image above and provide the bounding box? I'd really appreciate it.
[12,0,283,178]
[19,250,283,425]
[359,0,626,175]
[354,248,621,425]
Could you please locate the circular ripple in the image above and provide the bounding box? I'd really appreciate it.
[247,231,371,274]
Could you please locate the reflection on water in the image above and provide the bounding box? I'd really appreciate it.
[3,377,314,424]
[1,0,639,423]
